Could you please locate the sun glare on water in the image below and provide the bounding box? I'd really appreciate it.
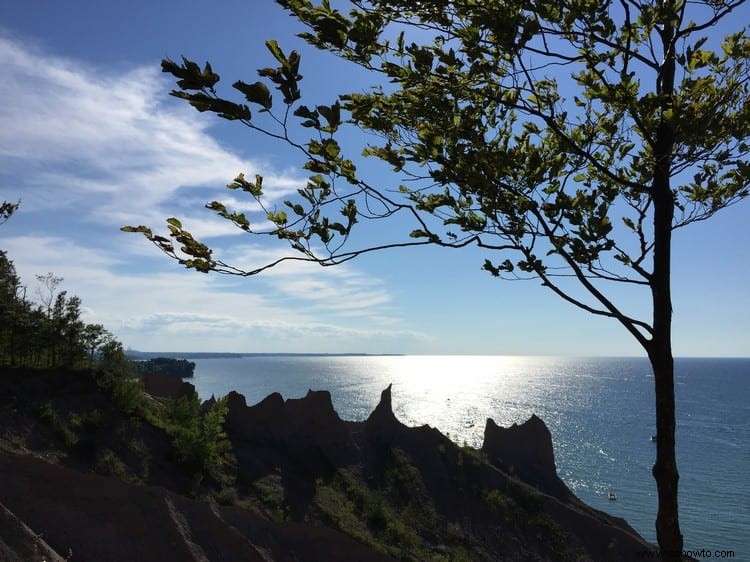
[362,355,556,447]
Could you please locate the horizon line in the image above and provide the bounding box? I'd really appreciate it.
[125,351,750,360]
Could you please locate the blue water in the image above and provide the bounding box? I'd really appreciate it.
[188,355,749,560]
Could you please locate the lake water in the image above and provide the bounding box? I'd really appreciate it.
[188,355,749,560]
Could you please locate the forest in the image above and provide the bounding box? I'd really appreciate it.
[0,249,124,371]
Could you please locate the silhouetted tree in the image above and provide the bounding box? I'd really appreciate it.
[126,1,750,555]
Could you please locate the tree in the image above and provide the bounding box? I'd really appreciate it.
[98,337,135,377]
[57,293,86,368]
[0,200,19,226]
[0,250,24,365]
[36,272,64,366]
[1,205,122,370]
[1,240,119,370]
[124,1,750,556]
[81,323,109,368]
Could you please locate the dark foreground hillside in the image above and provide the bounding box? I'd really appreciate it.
[0,367,669,561]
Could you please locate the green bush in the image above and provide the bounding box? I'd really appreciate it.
[214,485,238,506]
[95,449,130,480]
[506,476,542,513]
[38,401,77,448]
[167,395,233,483]
[365,496,389,530]
[112,378,144,415]
[484,488,513,520]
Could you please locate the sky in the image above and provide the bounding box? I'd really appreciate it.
[0,0,748,356]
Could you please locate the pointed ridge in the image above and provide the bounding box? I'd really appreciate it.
[380,383,392,411]
[365,384,398,428]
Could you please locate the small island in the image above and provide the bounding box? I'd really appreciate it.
[133,357,195,378]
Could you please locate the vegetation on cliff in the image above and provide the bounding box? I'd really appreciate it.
[0,241,233,497]
[1,365,658,561]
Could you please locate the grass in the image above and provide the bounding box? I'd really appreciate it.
[252,474,287,521]
[312,448,477,562]
[95,449,131,481]
[482,476,570,560]
[38,401,78,448]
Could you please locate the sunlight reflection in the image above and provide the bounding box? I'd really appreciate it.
[368,355,555,447]
[190,355,749,552]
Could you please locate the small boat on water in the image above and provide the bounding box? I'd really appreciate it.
[650,435,657,442]
[608,492,618,501]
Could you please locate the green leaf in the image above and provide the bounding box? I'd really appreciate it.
[294,105,320,128]
[161,57,220,91]
[288,50,301,76]
[233,81,273,110]
[120,225,152,236]
[201,62,220,89]
[317,102,342,132]
[206,201,227,213]
[322,139,340,159]
[265,39,287,65]
[266,210,288,225]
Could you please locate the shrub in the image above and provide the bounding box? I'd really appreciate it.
[168,395,233,483]
[484,488,512,519]
[214,485,238,506]
[112,378,144,415]
[95,449,130,480]
[38,401,77,448]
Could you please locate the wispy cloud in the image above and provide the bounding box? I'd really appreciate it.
[0,35,417,351]
[0,34,299,228]
[219,244,396,317]
[2,229,412,352]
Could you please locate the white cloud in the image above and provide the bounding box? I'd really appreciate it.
[217,243,396,318]
[0,35,300,227]
[0,35,425,352]
[2,232,414,351]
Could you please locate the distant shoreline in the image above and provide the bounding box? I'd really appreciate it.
[126,352,749,360]
[126,351,405,360]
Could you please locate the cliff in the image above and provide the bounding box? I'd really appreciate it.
[0,368,665,561]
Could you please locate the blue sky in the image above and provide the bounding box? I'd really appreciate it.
[1,1,748,356]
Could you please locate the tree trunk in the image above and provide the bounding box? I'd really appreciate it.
[650,116,682,556]
[647,345,682,558]
[650,170,683,556]
[650,2,682,558]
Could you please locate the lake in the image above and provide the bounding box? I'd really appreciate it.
[187,355,749,560]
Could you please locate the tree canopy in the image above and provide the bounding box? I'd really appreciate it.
[129,4,746,288]
[125,1,749,557]
[0,249,117,370]
[127,1,748,347]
